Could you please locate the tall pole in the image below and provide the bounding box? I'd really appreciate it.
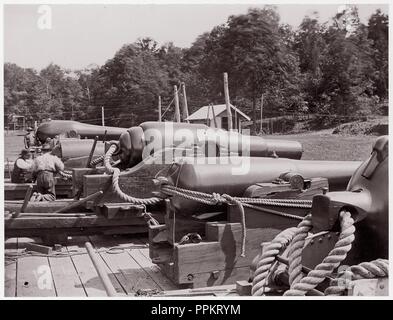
[234,107,238,131]
[210,103,218,128]
[260,94,264,134]
[158,95,162,122]
[181,82,190,123]
[223,72,233,130]
[101,107,105,126]
[174,85,181,123]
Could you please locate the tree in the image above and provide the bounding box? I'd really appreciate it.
[200,7,304,133]
[368,9,388,99]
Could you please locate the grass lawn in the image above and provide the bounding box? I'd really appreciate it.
[265,132,377,161]
[4,131,26,162]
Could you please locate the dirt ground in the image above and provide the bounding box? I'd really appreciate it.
[3,129,378,162]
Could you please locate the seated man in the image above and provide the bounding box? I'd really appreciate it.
[11,149,34,183]
[31,143,65,201]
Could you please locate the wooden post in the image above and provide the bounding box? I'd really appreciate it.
[174,85,181,123]
[210,104,218,128]
[234,106,238,131]
[181,83,190,123]
[223,73,233,130]
[206,105,211,126]
[260,94,264,134]
[158,95,162,122]
[19,185,34,215]
[101,107,105,126]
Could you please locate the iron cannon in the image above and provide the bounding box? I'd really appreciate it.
[165,157,362,216]
[36,120,127,143]
[117,121,303,168]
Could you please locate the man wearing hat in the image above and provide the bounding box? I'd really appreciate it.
[11,149,34,183]
[24,127,36,149]
[31,143,64,201]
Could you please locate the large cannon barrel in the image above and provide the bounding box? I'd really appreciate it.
[52,138,105,160]
[166,157,362,215]
[118,121,303,167]
[36,120,126,143]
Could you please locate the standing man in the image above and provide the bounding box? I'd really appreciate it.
[24,127,36,148]
[11,149,34,183]
[31,143,64,201]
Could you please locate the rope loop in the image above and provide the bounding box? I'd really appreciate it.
[103,144,162,206]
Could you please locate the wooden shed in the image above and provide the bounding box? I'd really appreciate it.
[186,104,250,130]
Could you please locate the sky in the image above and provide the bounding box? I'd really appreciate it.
[4,3,389,71]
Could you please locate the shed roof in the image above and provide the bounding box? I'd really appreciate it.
[186,104,250,121]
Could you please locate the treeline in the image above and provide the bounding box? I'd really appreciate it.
[4,6,388,133]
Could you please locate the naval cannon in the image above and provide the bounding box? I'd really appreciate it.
[79,121,304,207]
[36,119,126,143]
[116,121,303,169]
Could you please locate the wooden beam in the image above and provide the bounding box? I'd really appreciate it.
[223,72,233,130]
[181,83,190,123]
[174,85,181,123]
[54,190,103,213]
[158,95,162,122]
[19,185,34,215]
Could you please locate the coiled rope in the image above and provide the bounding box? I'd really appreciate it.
[251,210,357,296]
[283,211,355,296]
[104,144,162,206]
[252,227,297,295]
[324,258,389,295]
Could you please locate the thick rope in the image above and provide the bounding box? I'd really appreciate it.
[161,184,312,208]
[252,227,297,296]
[287,215,313,287]
[104,144,161,206]
[90,154,105,167]
[59,170,72,180]
[324,258,389,296]
[284,210,355,296]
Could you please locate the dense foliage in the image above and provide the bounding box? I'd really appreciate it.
[4,6,388,132]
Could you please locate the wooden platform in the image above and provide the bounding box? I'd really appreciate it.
[4,235,237,297]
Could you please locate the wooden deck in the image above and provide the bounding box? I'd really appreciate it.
[4,234,181,297]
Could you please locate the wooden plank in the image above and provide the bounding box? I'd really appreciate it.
[349,278,388,296]
[16,238,56,297]
[128,248,178,291]
[66,236,125,297]
[4,180,72,200]
[5,199,76,214]
[89,235,161,295]
[48,255,87,297]
[5,214,148,229]
[174,224,281,284]
[4,238,18,297]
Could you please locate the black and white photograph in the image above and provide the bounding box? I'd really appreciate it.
[1,0,390,301]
